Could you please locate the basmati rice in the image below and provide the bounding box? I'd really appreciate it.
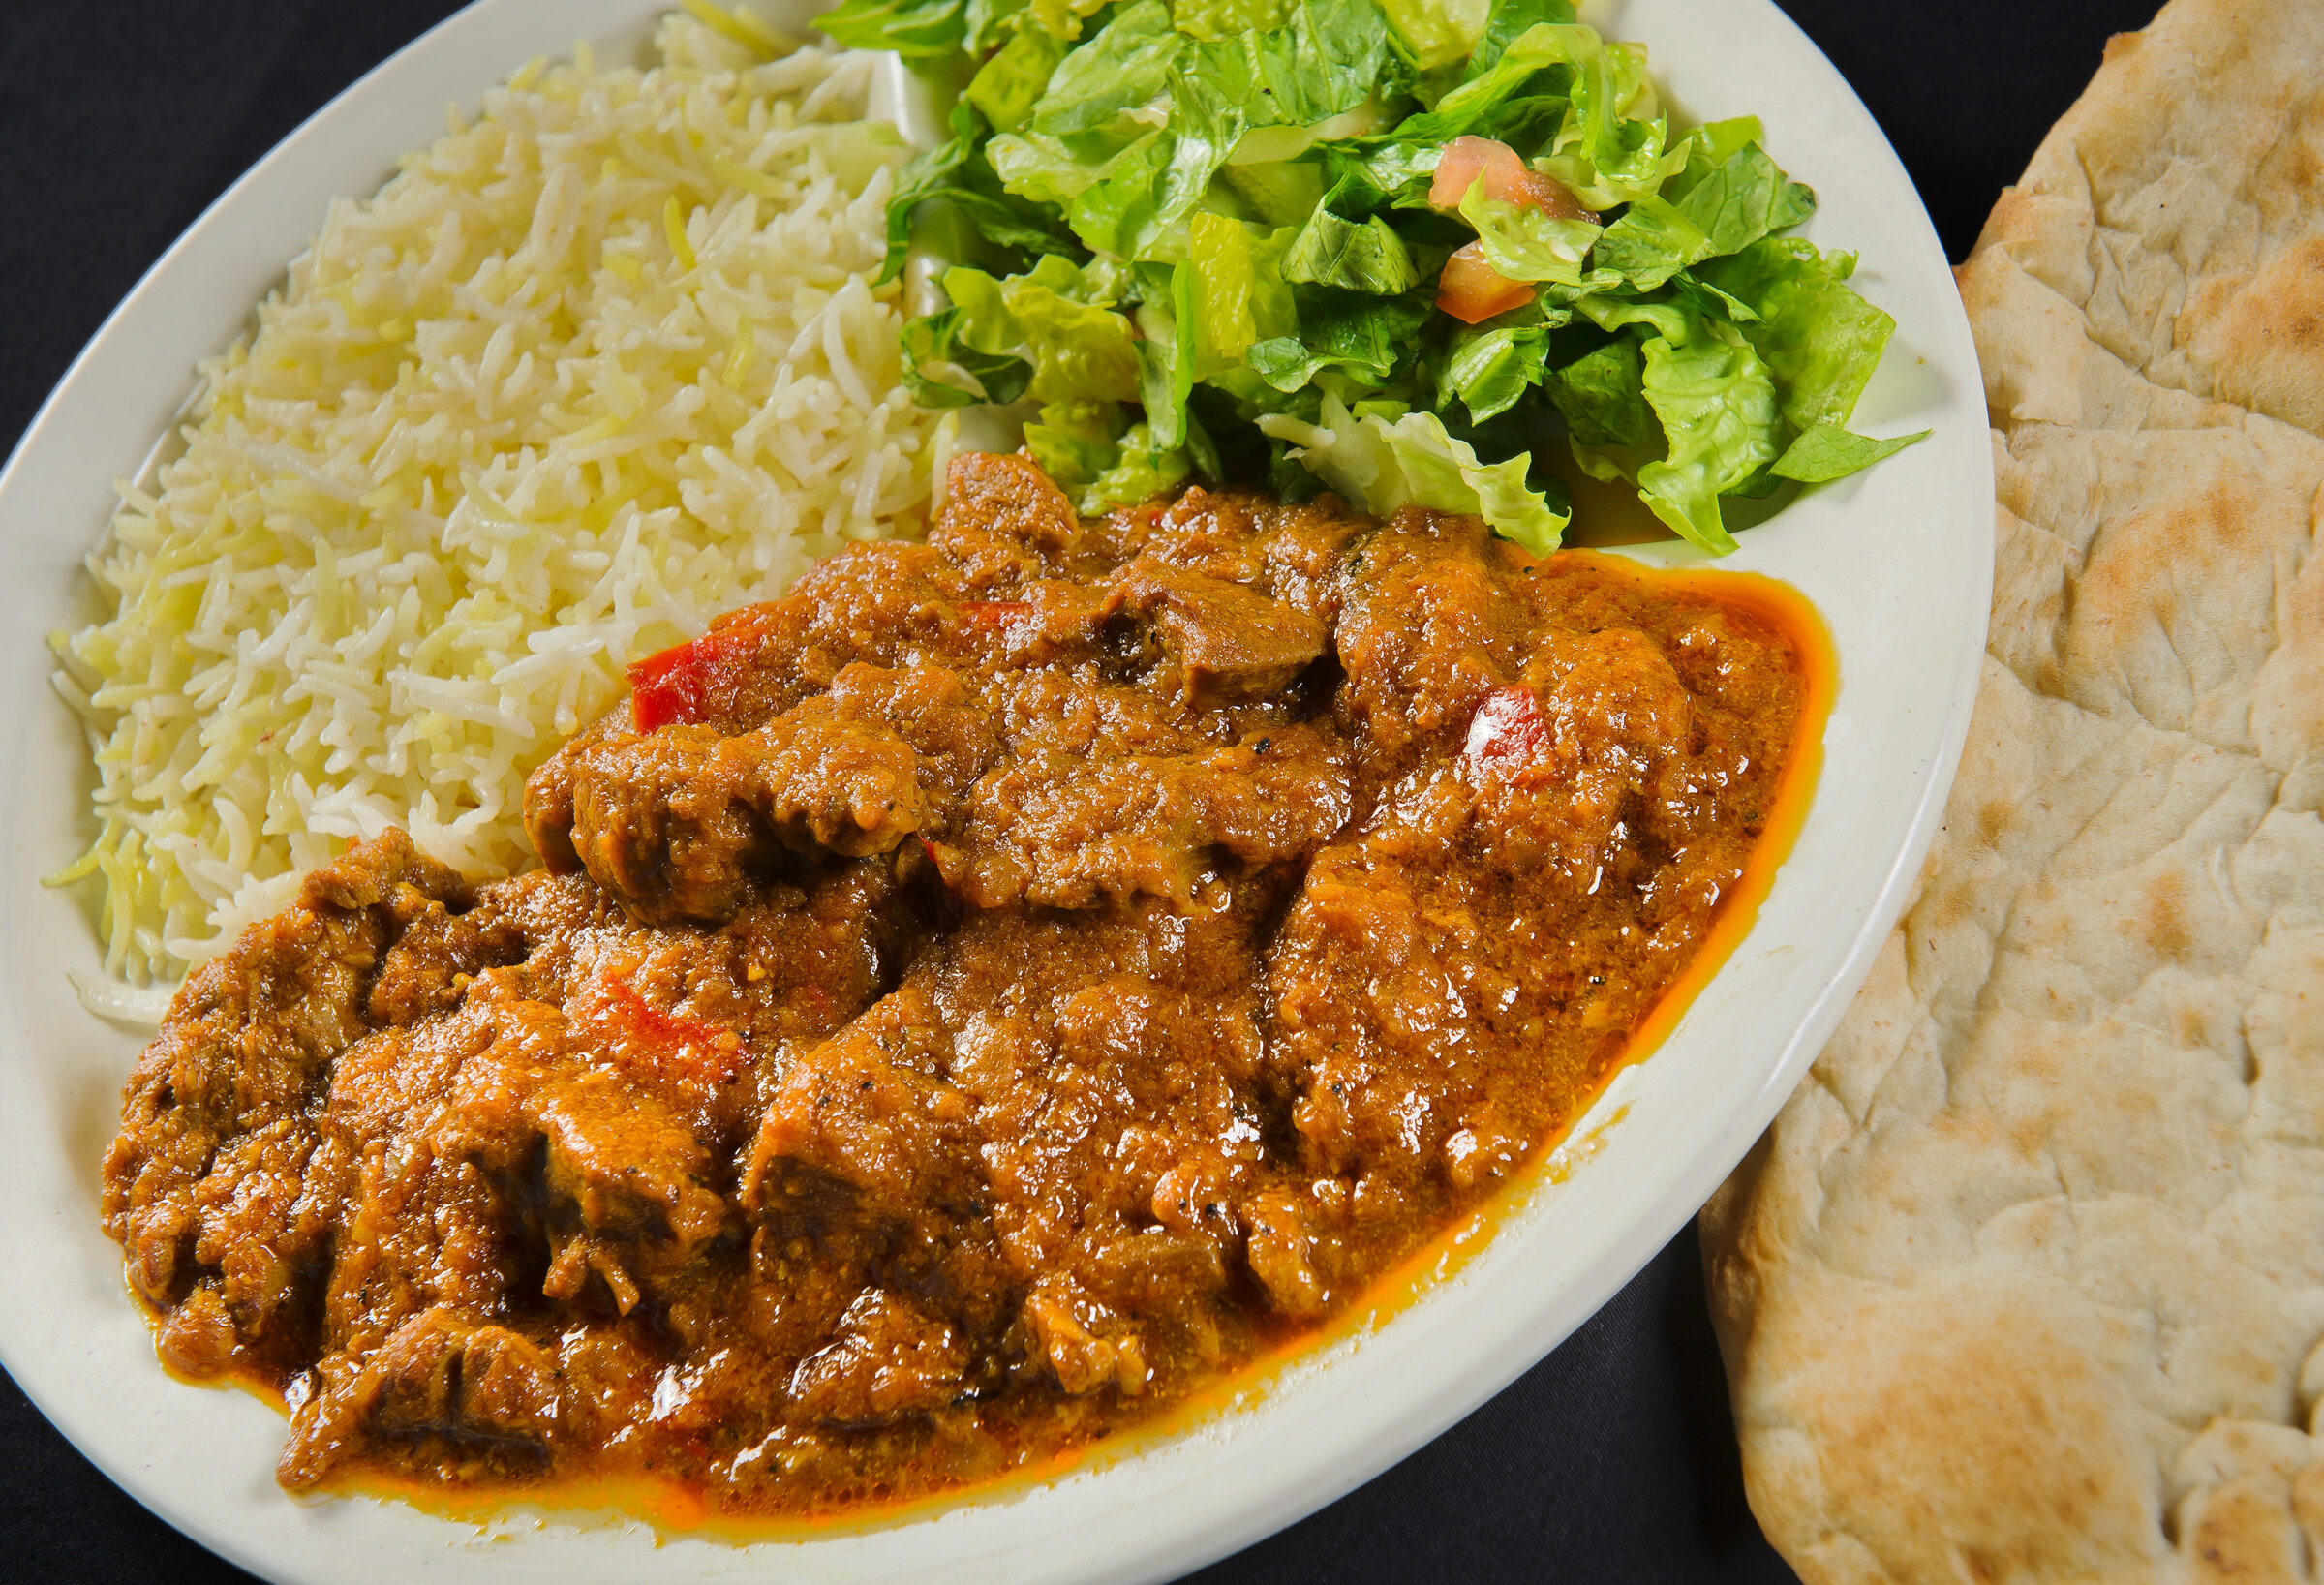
[49,8,941,990]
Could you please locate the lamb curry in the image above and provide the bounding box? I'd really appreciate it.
[102,454,1811,1517]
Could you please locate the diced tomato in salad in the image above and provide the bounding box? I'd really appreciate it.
[1430,137,1598,325]
[1438,243,1538,325]
[1428,136,1596,223]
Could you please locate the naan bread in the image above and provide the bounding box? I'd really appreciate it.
[1699,1,2324,1579]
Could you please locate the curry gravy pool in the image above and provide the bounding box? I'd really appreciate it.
[103,455,1823,1521]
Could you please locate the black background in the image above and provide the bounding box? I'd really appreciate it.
[0,2,2156,1580]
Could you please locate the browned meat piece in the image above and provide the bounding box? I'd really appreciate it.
[742,982,977,1235]
[532,664,999,926]
[1240,1191,1327,1317]
[1112,555,1329,707]
[942,722,1351,909]
[621,545,967,737]
[104,472,1810,1520]
[786,1291,966,1428]
[930,450,1084,585]
[1331,507,1526,759]
[1022,1277,1148,1396]
[279,1309,562,1488]
[101,830,464,1378]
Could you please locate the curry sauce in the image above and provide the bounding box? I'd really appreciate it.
[103,454,1817,1518]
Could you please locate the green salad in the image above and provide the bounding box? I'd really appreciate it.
[817,0,1925,554]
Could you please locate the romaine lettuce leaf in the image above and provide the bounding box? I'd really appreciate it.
[1544,335,1653,445]
[966,24,1065,134]
[901,306,1035,408]
[1026,0,1111,40]
[1668,138,1816,259]
[1024,399,1129,491]
[1403,21,1588,137]
[1252,0,1397,125]
[1437,322,1552,423]
[1220,159,1328,226]
[1464,0,1577,81]
[1318,139,1442,215]
[816,0,966,57]
[1284,210,1421,292]
[1695,237,1895,431]
[1573,291,1696,345]
[963,0,1031,51]
[1589,192,1711,289]
[1134,261,1198,446]
[1634,324,1780,554]
[1456,183,1602,286]
[1081,423,1192,509]
[1066,133,1184,259]
[1258,392,1570,552]
[882,105,1087,283]
[988,124,1146,207]
[1769,421,1928,482]
[1376,0,1489,71]
[1028,0,1181,137]
[942,256,1143,404]
[1189,214,1300,375]
[1247,285,1428,388]
[1173,0,1290,41]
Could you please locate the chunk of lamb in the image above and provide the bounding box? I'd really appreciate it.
[278,1309,562,1487]
[742,982,981,1245]
[1111,555,1329,707]
[929,450,1085,586]
[529,666,994,925]
[527,713,921,924]
[100,831,469,1379]
[786,1290,967,1429]
[941,720,1351,909]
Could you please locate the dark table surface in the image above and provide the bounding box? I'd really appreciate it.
[0,2,2156,1579]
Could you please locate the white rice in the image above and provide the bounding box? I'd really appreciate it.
[49,7,941,991]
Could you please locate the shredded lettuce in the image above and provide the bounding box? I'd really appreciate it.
[1457,183,1602,286]
[1083,423,1194,508]
[942,256,1142,404]
[1028,0,1182,136]
[1284,210,1421,292]
[1697,237,1895,432]
[1259,394,1569,553]
[1634,324,1779,555]
[1024,398,1129,491]
[1438,322,1553,423]
[844,0,1921,555]
[882,105,1086,283]
[1544,336,1652,445]
[965,25,1065,133]
[1771,421,1929,483]
[902,305,1034,407]
[816,0,968,57]
[1375,0,1489,71]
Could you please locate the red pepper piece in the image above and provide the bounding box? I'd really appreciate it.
[627,623,760,731]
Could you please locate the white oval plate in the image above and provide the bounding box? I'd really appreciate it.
[0,0,1990,1580]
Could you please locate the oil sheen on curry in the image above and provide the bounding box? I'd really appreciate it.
[103,454,1814,1518]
